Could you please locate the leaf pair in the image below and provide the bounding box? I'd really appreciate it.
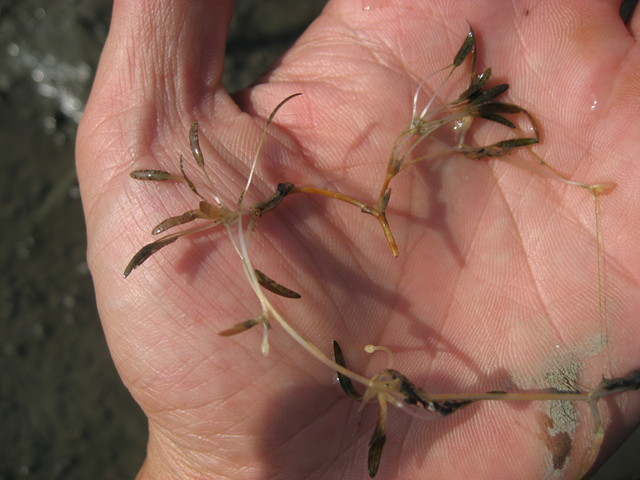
[217,270,300,336]
[333,340,385,477]
[332,341,472,476]
[122,192,233,278]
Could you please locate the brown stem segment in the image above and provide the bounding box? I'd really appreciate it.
[290,186,399,256]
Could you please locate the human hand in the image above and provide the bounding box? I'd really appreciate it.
[76,1,640,478]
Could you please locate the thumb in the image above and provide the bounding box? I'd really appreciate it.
[86,0,232,121]
[75,0,236,367]
[77,0,234,202]
[76,0,235,271]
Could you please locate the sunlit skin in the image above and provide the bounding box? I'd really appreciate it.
[76,1,640,479]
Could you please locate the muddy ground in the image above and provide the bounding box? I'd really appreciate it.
[0,1,638,479]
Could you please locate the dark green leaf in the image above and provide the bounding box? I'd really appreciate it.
[460,137,538,159]
[495,137,539,148]
[152,209,202,235]
[455,68,492,103]
[477,102,522,115]
[479,113,516,129]
[123,236,179,277]
[250,182,295,216]
[189,121,205,170]
[130,170,172,181]
[595,370,640,395]
[470,83,509,105]
[453,26,475,67]
[180,154,203,199]
[388,369,429,408]
[473,67,492,89]
[255,269,301,299]
[332,341,362,400]
[430,398,474,415]
[218,318,261,336]
[368,411,387,477]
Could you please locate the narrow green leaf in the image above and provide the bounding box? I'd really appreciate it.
[474,67,491,89]
[189,121,205,170]
[495,137,539,148]
[130,170,173,181]
[218,318,261,336]
[453,26,475,67]
[455,68,492,104]
[430,398,474,415]
[179,154,203,199]
[255,269,301,299]
[123,236,179,277]
[460,137,539,159]
[250,182,295,216]
[332,341,362,400]
[479,113,516,129]
[152,210,202,235]
[368,409,387,477]
[470,83,509,105]
[477,102,522,115]
[595,370,640,395]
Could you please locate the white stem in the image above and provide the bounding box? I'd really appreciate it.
[411,64,450,123]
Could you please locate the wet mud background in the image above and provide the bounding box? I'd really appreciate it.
[0,1,638,479]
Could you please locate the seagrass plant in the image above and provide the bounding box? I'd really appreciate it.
[124,27,639,478]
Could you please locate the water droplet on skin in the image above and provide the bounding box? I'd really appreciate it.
[589,98,598,112]
[361,0,393,10]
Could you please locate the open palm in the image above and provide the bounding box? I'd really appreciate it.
[77,1,640,478]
